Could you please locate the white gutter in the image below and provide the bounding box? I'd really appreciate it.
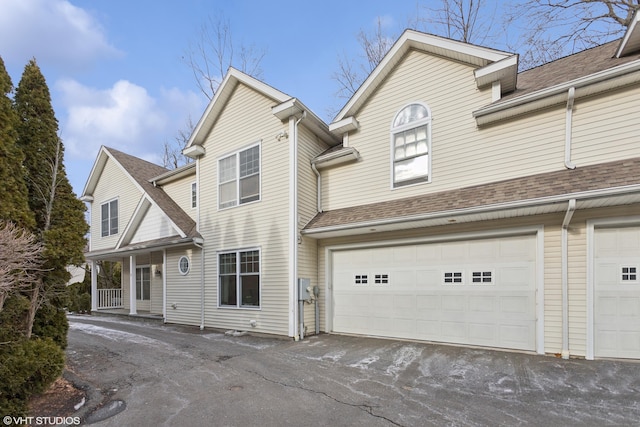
[302,183,640,236]
[561,199,576,359]
[565,87,576,170]
[473,60,640,125]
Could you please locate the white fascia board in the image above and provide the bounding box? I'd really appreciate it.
[183,145,206,159]
[616,10,640,58]
[312,147,360,169]
[116,197,152,249]
[334,30,514,122]
[151,162,196,185]
[329,116,359,134]
[474,55,518,91]
[303,184,640,237]
[187,68,292,148]
[474,60,640,125]
[273,98,339,144]
[81,146,109,198]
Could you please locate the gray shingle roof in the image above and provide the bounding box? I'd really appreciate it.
[501,40,640,103]
[304,157,640,231]
[106,147,200,240]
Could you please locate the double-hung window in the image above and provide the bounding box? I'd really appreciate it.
[391,103,431,187]
[219,249,260,308]
[101,199,118,237]
[218,144,260,209]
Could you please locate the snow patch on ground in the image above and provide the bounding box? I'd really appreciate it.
[386,345,422,376]
[349,355,379,369]
[69,323,193,358]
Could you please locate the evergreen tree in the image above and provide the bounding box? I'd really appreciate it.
[0,56,33,229]
[14,59,87,341]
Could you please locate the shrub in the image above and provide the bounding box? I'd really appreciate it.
[0,337,65,416]
[32,305,68,349]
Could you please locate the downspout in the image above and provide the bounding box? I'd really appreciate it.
[194,239,205,330]
[162,250,167,322]
[565,87,576,170]
[561,199,576,359]
[290,111,306,339]
[311,162,322,212]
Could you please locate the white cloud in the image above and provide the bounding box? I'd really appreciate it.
[56,78,205,165]
[0,0,121,70]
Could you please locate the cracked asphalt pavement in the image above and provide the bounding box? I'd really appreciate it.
[66,315,640,426]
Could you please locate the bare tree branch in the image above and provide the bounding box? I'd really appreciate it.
[0,221,45,312]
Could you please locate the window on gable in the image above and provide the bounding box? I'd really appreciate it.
[191,182,197,208]
[219,144,260,209]
[391,103,431,188]
[219,249,260,308]
[101,199,118,237]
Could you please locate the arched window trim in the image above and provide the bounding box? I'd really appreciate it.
[390,102,433,189]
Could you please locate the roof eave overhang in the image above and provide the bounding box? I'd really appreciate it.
[312,147,360,170]
[85,236,202,261]
[186,68,291,148]
[151,162,196,185]
[616,10,640,58]
[474,60,640,126]
[302,185,640,239]
[474,54,518,93]
[272,98,340,145]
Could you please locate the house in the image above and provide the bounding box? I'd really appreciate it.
[81,15,640,360]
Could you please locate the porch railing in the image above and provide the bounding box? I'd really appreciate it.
[97,288,123,309]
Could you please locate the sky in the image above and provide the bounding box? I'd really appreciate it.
[1,0,616,198]
[1,0,448,196]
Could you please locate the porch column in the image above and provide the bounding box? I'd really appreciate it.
[90,260,98,311]
[129,255,137,315]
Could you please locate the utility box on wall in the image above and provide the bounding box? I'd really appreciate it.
[298,278,311,301]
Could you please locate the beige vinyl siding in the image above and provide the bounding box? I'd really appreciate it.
[90,157,143,251]
[162,174,197,221]
[297,126,329,334]
[323,50,567,211]
[130,204,180,244]
[198,83,292,336]
[165,248,202,326]
[543,226,562,354]
[571,84,640,165]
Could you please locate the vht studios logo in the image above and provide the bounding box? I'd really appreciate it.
[3,416,81,426]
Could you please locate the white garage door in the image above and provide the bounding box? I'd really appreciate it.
[332,234,537,351]
[594,226,640,359]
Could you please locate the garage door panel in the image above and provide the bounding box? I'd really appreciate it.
[332,234,537,351]
[594,226,640,359]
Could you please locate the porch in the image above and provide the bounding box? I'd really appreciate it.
[93,307,164,321]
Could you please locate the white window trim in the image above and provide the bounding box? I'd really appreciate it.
[191,181,197,209]
[389,102,432,190]
[178,256,190,276]
[217,247,261,310]
[217,141,262,211]
[100,197,119,237]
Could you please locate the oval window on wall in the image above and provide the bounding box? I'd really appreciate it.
[178,256,190,275]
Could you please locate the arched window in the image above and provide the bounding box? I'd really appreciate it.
[391,103,431,187]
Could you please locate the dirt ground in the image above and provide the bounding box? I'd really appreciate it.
[28,375,85,421]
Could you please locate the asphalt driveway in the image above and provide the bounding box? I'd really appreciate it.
[65,315,640,426]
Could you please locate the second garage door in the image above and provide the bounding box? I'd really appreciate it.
[331,234,538,351]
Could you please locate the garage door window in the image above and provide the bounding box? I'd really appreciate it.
[622,266,638,282]
[444,272,463,284]
[472,271,493,284]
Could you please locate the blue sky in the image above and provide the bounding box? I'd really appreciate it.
[1,0,442,196]
[2,0,621,197]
